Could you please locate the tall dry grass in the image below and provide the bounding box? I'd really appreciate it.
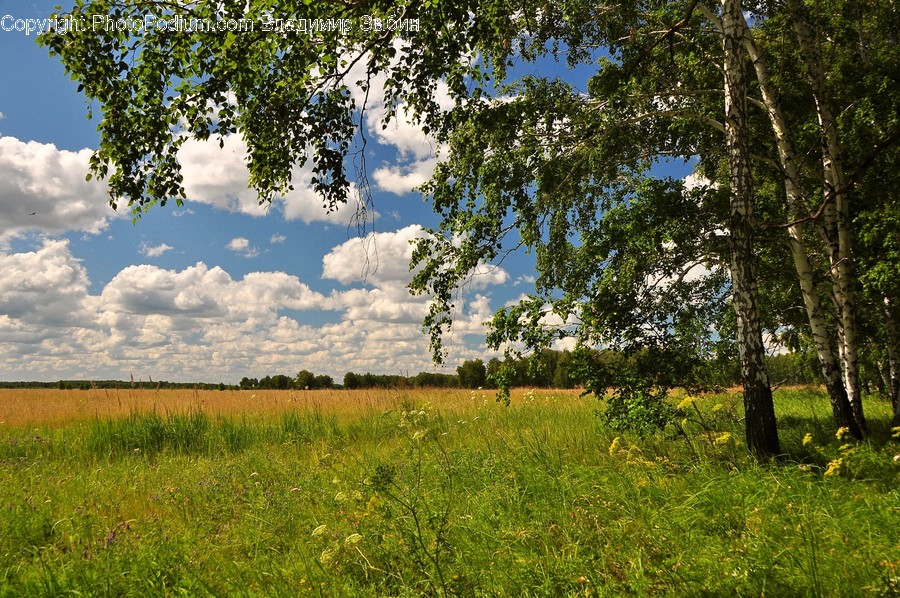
[0,387,584,428]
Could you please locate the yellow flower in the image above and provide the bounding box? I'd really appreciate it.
[714,432,733,446]
[312,524,327,537]
[676,396,696,410]
[802,433,814,446]
[824,458,843,476]
[609,437,621,456]
[835,427,851,441]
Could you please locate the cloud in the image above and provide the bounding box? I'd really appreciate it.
[339,46,453,196]
[102,262,327,319]
[270,234,286,244]
[0,136,118,240]
[514,275,536,286]
[0,239,98,330]
[177,133,371,225]
[140,242,173,258]
[226,237,259,258]
[322,224,427,286]
[0,228,504,382]
[373,157,440,195]
[684,172,717,191]
[324,225,508,330]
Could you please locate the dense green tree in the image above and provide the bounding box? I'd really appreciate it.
[343,372,361,390]
[314,374,335,389]
[456,359,487,389]
[295,369,317,390]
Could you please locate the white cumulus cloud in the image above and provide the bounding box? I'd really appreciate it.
[226,237,259,258]
[140,242,173,258]
[0,229,504,382]
[0,136,118,240]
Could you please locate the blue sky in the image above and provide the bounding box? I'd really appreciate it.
[0,0,551,383]
[0,1,701,384]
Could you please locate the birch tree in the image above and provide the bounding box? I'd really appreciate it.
[719,0,780,455]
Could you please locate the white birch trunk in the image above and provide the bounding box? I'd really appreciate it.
[786,0,866,432]
[737,12,861,437]
[722,0,780,459]
[883,296,900,425]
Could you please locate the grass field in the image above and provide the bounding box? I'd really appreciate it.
[0,386,898,596]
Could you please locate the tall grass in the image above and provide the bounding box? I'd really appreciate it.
[0,387,897,596]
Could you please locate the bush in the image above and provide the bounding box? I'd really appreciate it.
[601,386,678,436]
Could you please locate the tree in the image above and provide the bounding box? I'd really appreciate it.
[406,0,783,456]
[456,359,487,389]
[295,369,317,390]
[314,374,335,389]
[343,372,361,390]
[735,0,900,432]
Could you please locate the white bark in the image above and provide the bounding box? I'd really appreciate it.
[722,0,780,458]
[737,12,860,436]
[884,296,900,424]
[786,0,866,431]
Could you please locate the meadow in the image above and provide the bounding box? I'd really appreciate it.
[0,386,897,596]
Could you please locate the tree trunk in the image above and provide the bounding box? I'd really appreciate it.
[722,0,780,459]
[884,296,900,426]
[738,14,861,438]
[787,0,866,433]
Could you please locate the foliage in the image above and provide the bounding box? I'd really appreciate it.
[456,358,487,388]
[602,386,680,437]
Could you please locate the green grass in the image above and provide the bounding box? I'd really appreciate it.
[0,388,897,596]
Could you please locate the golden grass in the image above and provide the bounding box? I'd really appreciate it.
[0,387,585,428]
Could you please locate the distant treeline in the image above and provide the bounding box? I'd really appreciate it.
[1,350,838,392]
[242,350,826,391]
[0,380,238,390]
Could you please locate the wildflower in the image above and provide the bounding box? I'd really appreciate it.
[311,524,327,537]
[835,427,851,441]
[824,458,843,476]
[609,437,621,456]
[676,396,696,410]
[711,403,724,413]
[344,533,363,546]
[802,433,814,446]
[714,432,733,446]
